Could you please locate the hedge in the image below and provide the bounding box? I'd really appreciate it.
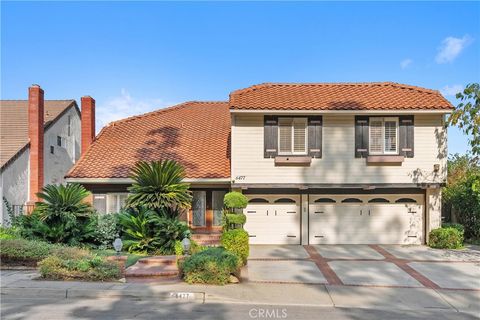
[0,238,91,267]
[221,229,249,265]
[180,247,241,285]
[429,227,464,249]
[39,255,121,281]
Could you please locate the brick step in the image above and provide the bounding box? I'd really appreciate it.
[125,263,179,278]
[137,256,177,265]
[194,240,221,246]
[191,234,222,240]
[126,275,182,284]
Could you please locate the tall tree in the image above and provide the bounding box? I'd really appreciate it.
[448,83,480,157]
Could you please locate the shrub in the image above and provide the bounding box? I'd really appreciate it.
[442,223,465,237]
[0,238,55,266]
[16,184,95,245]
[225,213,246,230]
[38,255,121,281]
[0,238,91,267]
[91,213,119,249]
[174,240,183,256]
[221,229,249,265]
[180,247,241,285]
[118,206,189,254]
[429,227,464,249]
[223,192,248,210]
[190,239,206,254]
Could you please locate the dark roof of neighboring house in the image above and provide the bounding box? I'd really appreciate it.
[66,101,231,180]
[0,100,78,169]
[230,82,454,111]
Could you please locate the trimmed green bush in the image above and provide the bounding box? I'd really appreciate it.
[38,254,121,281]
[221,229,249,265]
[0,238,55,266]
[0,238,91,267]
[429,227,464,249]
[223,192,248,210]
[180,247,241,285]
[225,213,246,226]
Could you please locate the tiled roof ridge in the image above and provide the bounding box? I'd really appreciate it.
[230,82,441,104]
[104,100,228,128]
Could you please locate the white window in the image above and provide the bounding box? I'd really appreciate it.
[106,193,128,213]
[369,117,399,155]
[278,117,308,155]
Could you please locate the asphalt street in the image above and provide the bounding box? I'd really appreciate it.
[1,297,478,320]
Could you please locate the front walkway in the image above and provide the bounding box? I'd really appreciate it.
[245,245,480,290]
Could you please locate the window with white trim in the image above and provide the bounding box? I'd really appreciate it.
[106,193,128,213]
[278,117,308,155]
[369,117,399,155]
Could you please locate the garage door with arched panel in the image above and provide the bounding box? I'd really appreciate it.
[243,195,301,244]
[308,194,424,244]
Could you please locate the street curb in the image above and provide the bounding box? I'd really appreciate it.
[1,287,66,299]
[2,287,205,303]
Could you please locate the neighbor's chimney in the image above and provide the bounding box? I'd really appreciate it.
[28,84,44,203]
[81,96,95,155]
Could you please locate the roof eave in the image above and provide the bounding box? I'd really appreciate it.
[65,177,231,184]
[230,109,453,114]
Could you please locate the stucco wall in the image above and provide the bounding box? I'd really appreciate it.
[44,107,81,185]
[0,149,29,224]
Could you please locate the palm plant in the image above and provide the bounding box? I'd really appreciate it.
[30,183,94,244]
[126,160,193,210]
[117,207,189,254]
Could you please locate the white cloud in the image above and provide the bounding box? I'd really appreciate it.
[96,89,172,132]
[435,35,473,64]
[400,58,413,69]
[440,84,463,97]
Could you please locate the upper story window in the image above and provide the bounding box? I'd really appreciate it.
[369,117,399,155]
[278,117,308,155]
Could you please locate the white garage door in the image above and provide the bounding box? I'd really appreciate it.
[243,195,301,244]
[309,195,424,245]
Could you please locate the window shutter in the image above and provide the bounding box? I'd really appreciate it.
[355,116,369,158]
[264,115,278,158]
[399,115,414,158]
[308,116,322,158]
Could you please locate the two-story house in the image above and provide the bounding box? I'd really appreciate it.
[66,82,453,245]
[0,85,96,223]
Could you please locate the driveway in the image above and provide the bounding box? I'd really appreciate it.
[245,245,480,290]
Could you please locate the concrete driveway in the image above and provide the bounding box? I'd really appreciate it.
[245,245,480,290]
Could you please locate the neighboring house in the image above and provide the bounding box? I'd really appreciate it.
[0,85,96,223]
[66,82,453,245]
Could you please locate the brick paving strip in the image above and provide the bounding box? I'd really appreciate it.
[368,245,441,289]
[303,245,343,285]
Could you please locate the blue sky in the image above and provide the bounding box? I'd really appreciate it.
[1,1,479,155]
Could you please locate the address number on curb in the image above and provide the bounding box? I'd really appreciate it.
[169,292,194,299]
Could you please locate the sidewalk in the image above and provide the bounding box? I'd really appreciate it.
[1,270,479,317]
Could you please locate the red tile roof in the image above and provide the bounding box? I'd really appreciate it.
[230,82,454,111]
[0,100,77,168]
[67,101,230,179]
